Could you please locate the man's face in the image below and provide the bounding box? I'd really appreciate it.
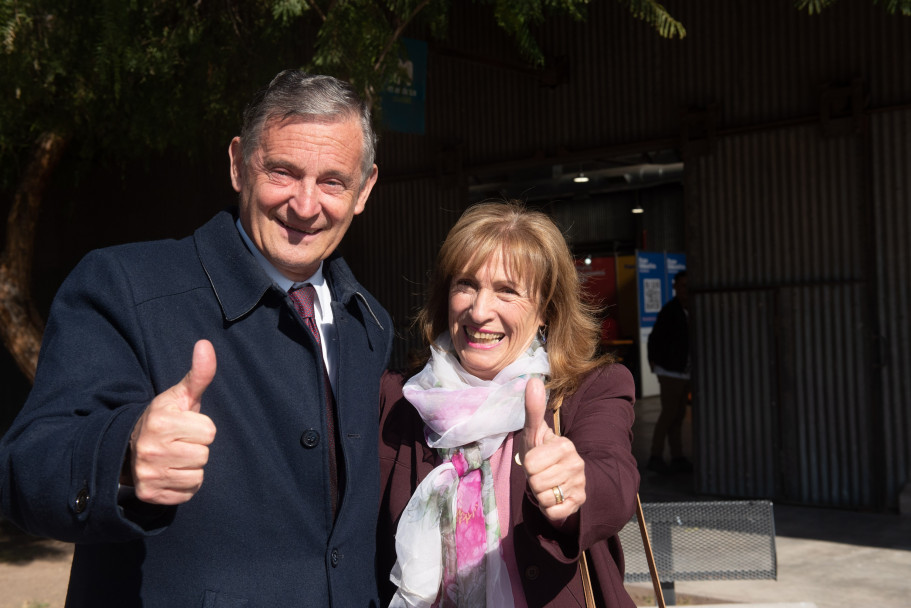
[229,116,378,281]
[675,275,688,308]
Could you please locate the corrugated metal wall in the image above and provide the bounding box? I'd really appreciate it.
[871,108,911,506]
[341,0,911,508]
[687,124,876,507]
[343,179,467,369]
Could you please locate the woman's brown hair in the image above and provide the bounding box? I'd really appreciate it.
[414,200,614,404]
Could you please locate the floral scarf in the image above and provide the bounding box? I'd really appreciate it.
[390,333,549,607]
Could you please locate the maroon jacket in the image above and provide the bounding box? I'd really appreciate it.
[377,364,639,607]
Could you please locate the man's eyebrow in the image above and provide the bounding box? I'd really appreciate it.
[260,157,292,170]
[321,169,353,181]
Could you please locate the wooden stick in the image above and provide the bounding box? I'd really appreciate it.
[636,494,667,608]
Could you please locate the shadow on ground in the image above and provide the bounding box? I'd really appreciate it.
[0,520,71,565]
[633,395,911,552]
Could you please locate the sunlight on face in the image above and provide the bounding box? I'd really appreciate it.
[448,253,544,380]
[229,116,377,281]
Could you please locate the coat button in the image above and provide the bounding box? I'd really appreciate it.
[74,487,89,514]
[300,429,320,448]
[330,548,340,567]
[524,565,540,580]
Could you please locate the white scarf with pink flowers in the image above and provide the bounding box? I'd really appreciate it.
[390,333,549,607]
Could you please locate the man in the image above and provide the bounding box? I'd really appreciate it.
[646,270,692,475]
[0,71,393,607]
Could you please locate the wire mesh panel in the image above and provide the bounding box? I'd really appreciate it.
[620,500,776,583]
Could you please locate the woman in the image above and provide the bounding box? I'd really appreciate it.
[378,201,639,607]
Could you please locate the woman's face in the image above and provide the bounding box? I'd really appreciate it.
[448,253,544,380]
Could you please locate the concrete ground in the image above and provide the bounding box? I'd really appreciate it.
[628,395,911,607]
[0,521,71,608]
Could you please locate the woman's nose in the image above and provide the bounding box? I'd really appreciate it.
[469,289,494,320]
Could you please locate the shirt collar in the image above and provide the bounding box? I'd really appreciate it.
[234,217,330,318]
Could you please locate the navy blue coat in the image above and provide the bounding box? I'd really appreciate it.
[0,210,393,607]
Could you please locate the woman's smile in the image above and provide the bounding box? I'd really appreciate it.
[462,325,504,348]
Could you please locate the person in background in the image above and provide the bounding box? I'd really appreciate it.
[378,201,639,607]
[646,270,692,475]
[0,70,392,607]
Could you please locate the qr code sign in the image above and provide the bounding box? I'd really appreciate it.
[643,278,662,313]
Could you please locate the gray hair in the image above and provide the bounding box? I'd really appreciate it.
[239,70,377,186]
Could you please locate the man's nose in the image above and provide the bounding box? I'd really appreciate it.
[288,180,320,217]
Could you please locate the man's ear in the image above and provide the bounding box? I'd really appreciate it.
[228,137,244,193]
[353,164,379,216]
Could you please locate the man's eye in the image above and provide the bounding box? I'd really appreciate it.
[317,181,344,195]
[268,168,291,179]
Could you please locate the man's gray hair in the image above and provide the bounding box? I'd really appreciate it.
[239,70,377,186]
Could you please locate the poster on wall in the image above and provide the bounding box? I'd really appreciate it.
[637,251,686,397]
[574,256,618,342]
[665,253,687,297]
[380,38,427,134]
[637,252,666,330]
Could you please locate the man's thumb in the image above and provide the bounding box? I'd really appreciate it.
[180,339,217,411]
[523,377,548,449]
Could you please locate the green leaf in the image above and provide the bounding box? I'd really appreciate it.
[875,0,911,15]
[623,0,686,38]
[795,0,836,14]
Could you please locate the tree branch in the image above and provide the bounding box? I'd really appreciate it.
[306,0,328,22]
[373,0,432,73]
[0,130,68,382]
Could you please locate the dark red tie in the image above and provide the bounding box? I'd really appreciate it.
[289,284,340,518]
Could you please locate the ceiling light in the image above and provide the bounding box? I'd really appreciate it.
[632,205,644,214]
[573,172,589,183]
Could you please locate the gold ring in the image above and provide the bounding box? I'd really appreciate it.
[552,485,565,505]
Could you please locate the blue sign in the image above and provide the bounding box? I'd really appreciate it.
[665,253,687,300]
[380,38,427,135]
[636,251,686,396]
[637,251,686,329]
[637,252,667,329]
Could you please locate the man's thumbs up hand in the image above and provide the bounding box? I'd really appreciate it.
[128,340,218,505]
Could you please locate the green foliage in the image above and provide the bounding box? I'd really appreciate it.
[0,0,688,196]
[623,0,686,38]
[874,0,911,14]
[300,0,682,104]
[0,0,305,191]
[795,0,832,14]
[796,0,911,15]
[484,0,589,67]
